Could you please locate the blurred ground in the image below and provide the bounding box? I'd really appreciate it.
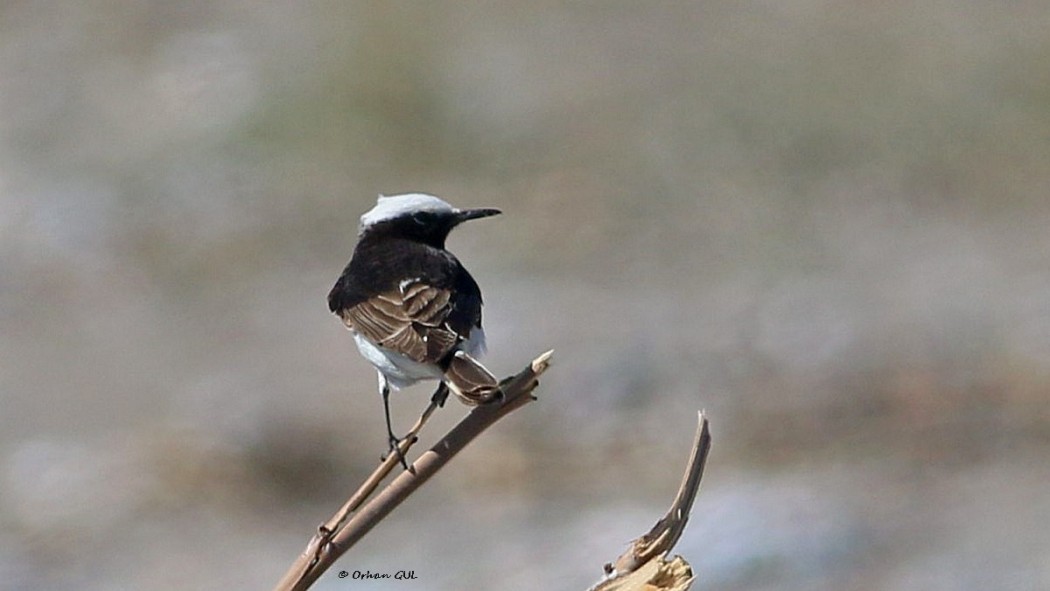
[2,2,1050,590]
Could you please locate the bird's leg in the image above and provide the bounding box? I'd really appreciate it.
[389,384,447,453]
[398,387,445,449]
[376,383,449,471]
[379,381,411,472]
[430,382,450,408]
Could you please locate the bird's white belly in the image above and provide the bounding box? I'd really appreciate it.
[352,327,486,390]
[352,332,441,389]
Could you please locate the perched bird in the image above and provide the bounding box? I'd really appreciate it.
[328,193,502,460]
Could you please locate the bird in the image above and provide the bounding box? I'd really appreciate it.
[328,193,502,464]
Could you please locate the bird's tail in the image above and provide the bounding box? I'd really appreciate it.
[444,350,500,405]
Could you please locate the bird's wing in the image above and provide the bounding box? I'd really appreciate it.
[341,281,461,364]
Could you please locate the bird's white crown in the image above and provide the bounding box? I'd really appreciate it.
[359,193,455,232]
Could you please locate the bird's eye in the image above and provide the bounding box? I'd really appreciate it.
[411,212,432,225]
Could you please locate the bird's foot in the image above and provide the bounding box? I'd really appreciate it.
[381,432,415,473]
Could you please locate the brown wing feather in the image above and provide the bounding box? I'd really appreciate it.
[381,324,427,361]
[404,286,450,323]
[340,281,461,364]
[425,327,458,361]
[344,302,401,342]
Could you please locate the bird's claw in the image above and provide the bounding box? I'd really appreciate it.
[381,433,414,472]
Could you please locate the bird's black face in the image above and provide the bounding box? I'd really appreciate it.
[383,208,501,248]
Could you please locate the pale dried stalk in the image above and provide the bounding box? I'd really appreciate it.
[590,411,712,591]
[273,350,554,591]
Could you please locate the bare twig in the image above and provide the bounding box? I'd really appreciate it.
[322,395,445,538]
[273,350,554,591]
[590,411,712,591]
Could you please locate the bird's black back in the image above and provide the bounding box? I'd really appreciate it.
[327,236,484,338]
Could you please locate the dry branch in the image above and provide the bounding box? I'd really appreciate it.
[273,350,553,591]
[589,411,712,591]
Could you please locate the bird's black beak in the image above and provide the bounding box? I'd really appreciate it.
[453,208,502,224]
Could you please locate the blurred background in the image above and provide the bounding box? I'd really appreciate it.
[3,2,1049,590]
